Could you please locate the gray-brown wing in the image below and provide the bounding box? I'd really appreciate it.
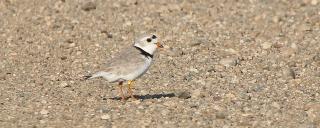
[103,47,145,75]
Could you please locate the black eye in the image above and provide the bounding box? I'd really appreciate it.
[152,35,157,39]
[146,38,152,42]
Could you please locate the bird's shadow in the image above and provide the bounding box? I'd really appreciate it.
[109,93,176,101]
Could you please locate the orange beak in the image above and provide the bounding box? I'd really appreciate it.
[157,42,163,48]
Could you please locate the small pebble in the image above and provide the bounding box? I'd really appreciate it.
[40,109,49,115]
[216,112,226,119]
[282,68,296,79]
[138,105,144,109]
[190,42,201,47]
[281,48,295,57]
[176,91,191,99]
[163,101,177,107]
[40,100,47,104]
[311,0,318,5]
[271,102,281,109]
[189,67,199,73]
[219,58,238,67]
[0,75,5,80]
[261,42,272,49]
[305,103,320,122]
[69,43,76,47]
[60,56,67,60]
[133,99,141,104]
[59,81,69,87]
[82,2,96,11]
[191,89,202,98]
[101,114,111,120]
[224,48,239,54]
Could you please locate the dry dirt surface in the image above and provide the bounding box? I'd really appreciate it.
[1,0,320,127]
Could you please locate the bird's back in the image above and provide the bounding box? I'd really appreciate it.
[101,46,152,82]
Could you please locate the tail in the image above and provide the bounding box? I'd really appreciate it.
[83,71,111,80]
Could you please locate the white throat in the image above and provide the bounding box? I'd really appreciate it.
[134,43,157,55]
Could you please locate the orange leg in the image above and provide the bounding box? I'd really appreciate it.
[127,80,137,100]
[118,81,125,101]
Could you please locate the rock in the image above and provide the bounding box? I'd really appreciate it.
[212,96,222,101]
[230,76,239,84]
[282,68,296,79]
[191,89,203,98]
[313,53,320,61]
[40,100,47,104]
[190,42,201,47]
[60,56,67,60]
[161,109,170,116]
[281,48,295,57]
[107,33,113,38]
[69,43,76,47]
[311,0,318,5]
[82,2,96,11]
[290,43,298,49]
[76,51,82,55]
[224,48,239,54]
[305,103,320,124]
[59,81,70,88]
[195,79,206,85]
[261,42,272,49]
[251,84,265,92]
[213,65,225,72]
[225,93,236,100]
[271,102,281,109]
[216,112,226,119]
[101,30,113,38]
[163,100,177,107]
[101,114,111,120]
[272,16,280,23]
[97,108,109,113]
[40,109,49,115]
[133,99,141,104]
[183,73,193,81]
[298,23,311,31]
[40,120,46,124]
[188,67,199,73]
[0,74,5,80]
[137,105,144,109]
[124,21,132,27]
[176,91,191,99]
[219,58,238,67]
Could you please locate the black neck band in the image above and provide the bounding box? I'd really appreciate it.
[134,46,153,58]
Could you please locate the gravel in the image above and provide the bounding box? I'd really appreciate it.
[0,0,319,127]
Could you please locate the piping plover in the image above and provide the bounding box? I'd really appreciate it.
[84,34,163,101]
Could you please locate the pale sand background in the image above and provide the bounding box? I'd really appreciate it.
[0,0,319,127]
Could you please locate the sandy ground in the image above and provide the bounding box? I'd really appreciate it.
[0,0,320,127]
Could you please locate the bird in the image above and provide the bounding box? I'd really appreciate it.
[84,34,163,101]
